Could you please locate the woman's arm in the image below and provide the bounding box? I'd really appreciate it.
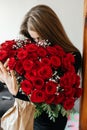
[0,60,18,96]
[0,60,29,101]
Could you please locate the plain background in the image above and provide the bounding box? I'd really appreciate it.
[0,0,83,53]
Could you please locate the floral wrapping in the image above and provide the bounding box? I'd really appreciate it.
[1,98,35,130]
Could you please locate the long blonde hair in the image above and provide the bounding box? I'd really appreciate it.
[20,4,80,53]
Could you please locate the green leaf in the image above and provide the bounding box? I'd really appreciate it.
[41,104,62,122]
[34,109,42,118]
[34,103,74,122]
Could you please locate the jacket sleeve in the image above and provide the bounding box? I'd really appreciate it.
[13,91,29,101]
[73,51,82,73]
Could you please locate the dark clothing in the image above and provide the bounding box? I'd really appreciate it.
[34,112,67,130]
[73,51,82,73]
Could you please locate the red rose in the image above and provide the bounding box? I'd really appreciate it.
[17,48,28,60]
[46,46,58,56]
[54,45,65,57]
[61,85,71,89]
[8,57,16,70]
[33,60,42,70]
[62,59,75,73]
[54,93,64,104]
[8,50,17,58]
[28,52,38,60]
[60,72,76,87]
[45,81,57,95]
[25,70,37,80]
[15,61,24,75]
[50,56,61,68]
[45,95,55,104]
[64,53,75,63]
[33,77,44,89]
[30,90,45,103]
[41,58,50,66]
[0,40,16,51]
[38,65,52,79]
[0,50,8,62]
[74,75,80,88]
[23,59,34,71]
[63,98,75,110]
[64,87,74,97]
[37,46,47,57]
[62,53,75,72]
[26,43,38,52]
[74,88,82,98]
[67,65,75,73]
[21,80,32,95]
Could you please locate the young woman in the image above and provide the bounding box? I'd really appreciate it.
[0,4,81,130]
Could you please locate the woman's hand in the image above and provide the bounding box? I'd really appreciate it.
[0,60,18,96]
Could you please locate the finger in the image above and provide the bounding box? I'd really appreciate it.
[0,61,7,73]
[4,58,9,68]
[0,78,4,83]
[10,70,16,78]
[10,70,18,93]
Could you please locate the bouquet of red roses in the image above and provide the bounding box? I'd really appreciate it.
[0,39,82,122]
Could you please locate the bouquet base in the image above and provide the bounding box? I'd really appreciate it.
[34,111,67,130]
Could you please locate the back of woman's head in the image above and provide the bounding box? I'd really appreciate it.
[20,4,80,53]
